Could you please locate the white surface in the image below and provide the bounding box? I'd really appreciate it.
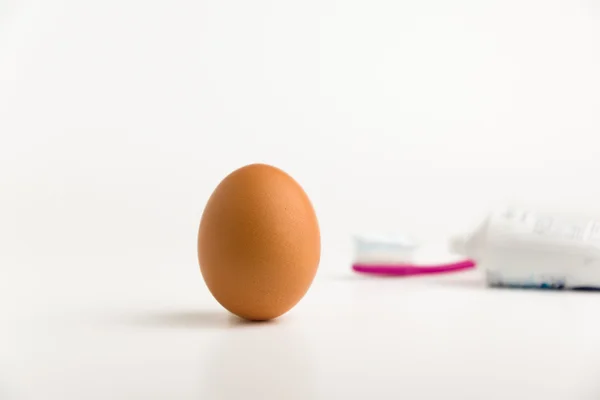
[4,266,600,400]
[2,0,600,398]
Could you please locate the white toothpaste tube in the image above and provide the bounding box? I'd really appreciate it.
[450,207,600,289]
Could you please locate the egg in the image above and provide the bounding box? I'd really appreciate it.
[198,163,321,321]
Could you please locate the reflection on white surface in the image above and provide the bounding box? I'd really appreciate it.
[203,324,315,400]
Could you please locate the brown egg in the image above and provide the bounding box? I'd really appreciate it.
[198,163,321,321]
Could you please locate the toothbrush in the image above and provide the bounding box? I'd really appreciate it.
[352,260,476,276]
[352,233,476,276]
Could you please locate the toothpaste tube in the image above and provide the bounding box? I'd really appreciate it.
[450,207,600,289]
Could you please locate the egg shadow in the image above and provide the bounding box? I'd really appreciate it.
[117,309,279,330]
[200,324,317,399]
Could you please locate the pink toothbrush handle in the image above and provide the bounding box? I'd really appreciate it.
[352,259,476,276]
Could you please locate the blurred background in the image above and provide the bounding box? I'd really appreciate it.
[1,0,599,299]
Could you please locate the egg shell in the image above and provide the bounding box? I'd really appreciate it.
[198,163,321,321]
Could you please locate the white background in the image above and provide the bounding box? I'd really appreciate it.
[1,0,600,398]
